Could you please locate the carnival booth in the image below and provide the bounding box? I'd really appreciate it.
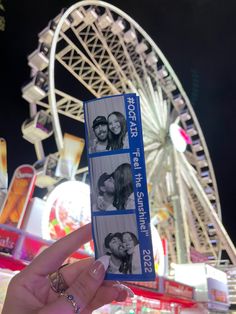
[0,170,201,314]
[0,223,197,314]
[0,171,230,313]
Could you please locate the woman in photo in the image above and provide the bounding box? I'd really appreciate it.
[113,163,134,210]
[107,111,129,150]
[122,231,142,274]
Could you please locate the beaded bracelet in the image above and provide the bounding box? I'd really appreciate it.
[59,291,80,313]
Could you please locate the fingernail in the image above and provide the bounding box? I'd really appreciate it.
[98,255,110,270]
[113,283,135,298]
[89,255,110,280]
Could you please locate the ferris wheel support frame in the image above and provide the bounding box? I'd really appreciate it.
[170,148,190,264]
[179,153,236,264]
[47,0,196,151]
[38,0,236,265]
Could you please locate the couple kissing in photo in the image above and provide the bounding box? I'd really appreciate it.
[96,163,135,211]
[91,111,129,153]
[104,231,141,275]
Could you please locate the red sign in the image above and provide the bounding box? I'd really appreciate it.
[0,228,20,254]
[19,236,49,262]
[132,276,160,290]
[163,279,194,300]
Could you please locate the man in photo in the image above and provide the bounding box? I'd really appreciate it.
[90,116,108,153]
[96,173,116,211]
[104,232,128,274]
[95,162,134,211]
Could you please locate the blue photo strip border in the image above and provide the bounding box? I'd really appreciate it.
[83,93,155,281]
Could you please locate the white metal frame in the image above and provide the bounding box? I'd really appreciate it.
[22,0,236,266]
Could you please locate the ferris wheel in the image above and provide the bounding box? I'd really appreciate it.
[21,0,236,266]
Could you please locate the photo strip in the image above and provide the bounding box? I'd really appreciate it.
[89,153,135,212]
[84,94,155,281]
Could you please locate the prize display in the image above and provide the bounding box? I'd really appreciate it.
[0,165,36,228]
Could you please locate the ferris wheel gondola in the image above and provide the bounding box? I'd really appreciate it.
[21,1,236,266]
[21,110,53,144]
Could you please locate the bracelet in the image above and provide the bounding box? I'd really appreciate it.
[59,291,80,313]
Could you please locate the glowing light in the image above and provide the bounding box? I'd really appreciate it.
[170,123,191,152]
[151,223,166,276]
[42,181,91,242]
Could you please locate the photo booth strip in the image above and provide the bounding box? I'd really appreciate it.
[84,93,155,281]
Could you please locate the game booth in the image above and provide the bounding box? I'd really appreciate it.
[0,165,230,313]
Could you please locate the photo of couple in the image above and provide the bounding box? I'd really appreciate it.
[90,111,129,153]
[94,162,134,211]
[104,231,142,274]
[93,214,142,276]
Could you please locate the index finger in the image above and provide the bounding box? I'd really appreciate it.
[27,223,92,276]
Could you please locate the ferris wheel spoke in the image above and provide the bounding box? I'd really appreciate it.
[146,146,169,183]
[137,89,164,135]
[157,183,170,205]
[71,15,130,92]
[156,85,169,128]
[127,82,153,130]
[178,152,236,264]
[72,11,144,92]
[150,80,168,129]
[128,81,162,143]
[145,76,167,130]
[126,72,166,137]
[35,98,50,110]
[174,152,192,255]
[56,32,119,97]
[140,108,163,140]
[140,105,160,133]
[53,89,84,122]
[186,186,218,257]
[177,153,222,259]
[144,142,161,153]
[177,160,218,259]
[98,21,146,89]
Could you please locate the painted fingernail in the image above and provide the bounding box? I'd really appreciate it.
[97,255,110,270]
[113,284,135,298]
[89,255,110,280]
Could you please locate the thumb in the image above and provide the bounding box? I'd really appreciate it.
[39,256,110,314]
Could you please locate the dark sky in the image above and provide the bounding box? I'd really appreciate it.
[0,0,236,245]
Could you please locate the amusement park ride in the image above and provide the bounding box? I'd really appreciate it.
[1,0,236,310]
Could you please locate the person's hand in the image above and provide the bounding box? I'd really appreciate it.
[2,223,132,314]
[97,196,106,210]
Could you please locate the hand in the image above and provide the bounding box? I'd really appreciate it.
[2,223,131,314]
[97,196,106,210]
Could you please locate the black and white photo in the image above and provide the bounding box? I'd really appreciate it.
[90,154,135,212]
[84,93,156,281]
[84,95,130,153]
[90,115,109,153]
[93,215,142,275]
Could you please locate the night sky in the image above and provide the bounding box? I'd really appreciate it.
[0,0,236,245]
